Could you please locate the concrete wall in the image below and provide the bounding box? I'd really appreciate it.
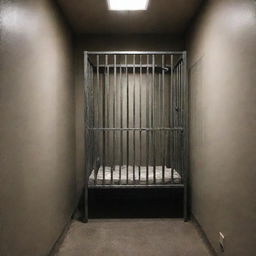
[187,0,256,255]
[0,1,77,255]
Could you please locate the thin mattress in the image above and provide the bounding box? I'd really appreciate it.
[89,165,181,185]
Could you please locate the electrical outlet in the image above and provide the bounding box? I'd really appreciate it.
[219,232,225,252]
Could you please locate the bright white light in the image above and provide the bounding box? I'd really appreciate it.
[107,0,149,11]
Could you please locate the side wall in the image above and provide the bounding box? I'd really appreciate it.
[187,0,256,255]
[0,1,76,255]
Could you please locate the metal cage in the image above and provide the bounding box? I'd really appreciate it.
[83,51,188,222]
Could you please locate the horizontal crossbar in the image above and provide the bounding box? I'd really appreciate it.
[86,51,185,55]
[88,184,184,189]
[87,127,184,131]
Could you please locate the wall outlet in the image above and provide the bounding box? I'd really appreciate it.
[219,232,225,252]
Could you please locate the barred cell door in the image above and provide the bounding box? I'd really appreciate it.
[83,51,188,222]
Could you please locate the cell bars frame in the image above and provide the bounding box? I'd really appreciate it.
[83,51,189,222]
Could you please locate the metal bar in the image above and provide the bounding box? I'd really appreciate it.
[119,55,123,184]
[112,55,117,184]
[173,66,177,180]
[162,55,165,183]
[83,52,89,223]
[106,55,110,180]
[170,55,174,181]
[146,55,150,184]
[175,66,178,174]
[95,55,100,185]
[179,63,183,177]
[89,184,184,189]
[158,69,161,177]
[133,54,136,183]
[96,64,171,68]
[87,51,184,55]
[183,51,189,221]
[87,127,183,131]
[93,65,172,73]
[139,55,142,182]
[126,55,129,184]
[173,56,183,70]
[177,63,180,178]
[152,55,156,184]
[179,63,182,177]
[181,61,185,178]
[91,65,95,185]
[102,55,107,184]
[155,70,162,169]
[87,56,95,68]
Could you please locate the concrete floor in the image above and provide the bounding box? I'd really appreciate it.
[56,219,212,256]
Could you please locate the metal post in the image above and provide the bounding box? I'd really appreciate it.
[126,55,129,184]
[171,55,174,181]
[119,55,123,184]
[162,55,165,182]
[139,55,142,182]
[183,51,189,221]
[91,65,95,185]
[146,55,149,183]
[133,55,136,183]
[152,55,156,184]
[112,55,117,184]
[102,55,107,184]
[83,52,89,223]
[177,63,180,178]
[107,55,110,180]
[95,55,100,185]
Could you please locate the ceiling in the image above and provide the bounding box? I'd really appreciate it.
[56,0,203,34]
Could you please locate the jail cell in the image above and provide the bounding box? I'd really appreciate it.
[84,51,188,189]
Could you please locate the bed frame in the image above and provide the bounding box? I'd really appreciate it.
[83,51,189,222]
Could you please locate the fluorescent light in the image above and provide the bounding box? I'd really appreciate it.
[107,0,149,11]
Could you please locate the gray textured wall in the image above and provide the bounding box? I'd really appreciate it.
[0,1,76,255]
[187,0,256,255]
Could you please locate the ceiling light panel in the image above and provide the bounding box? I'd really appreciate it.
[107,0,149,11]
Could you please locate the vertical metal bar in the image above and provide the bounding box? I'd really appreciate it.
[177,63,180,178]
[181,61,185,176]
[126,55,129,184]
[158,70,161,173]
[183,51,189,221]
[152,55,156,184]
[170,55,174,181]
[162,55,165,183]
[112,55,117,184]
[179,63,182,178]
[119,56,123,184]
[95,55,100,185]
[176,65,179,173]
[91,65,95,184]
[173,64,177,180]
[103,55,107,184]
[133,55,136,183]
[139,55,142,182]
[83,52,89,223]
[107,56,110,181]
[146,55,149,183]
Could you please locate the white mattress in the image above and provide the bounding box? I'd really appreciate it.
[89,165,181,185]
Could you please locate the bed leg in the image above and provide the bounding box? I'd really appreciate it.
[83,186,88,223]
